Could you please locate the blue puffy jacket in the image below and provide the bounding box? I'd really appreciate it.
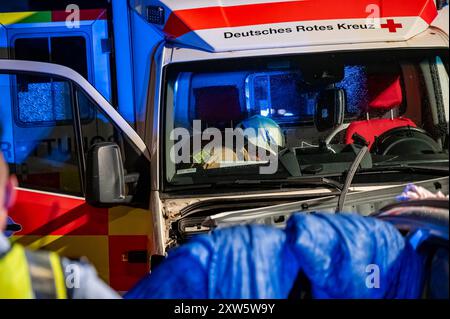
[125,213,425,299]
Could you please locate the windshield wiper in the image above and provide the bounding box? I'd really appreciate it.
[230,176,342,192]
[167,176,342,193]
[370,164,449,174]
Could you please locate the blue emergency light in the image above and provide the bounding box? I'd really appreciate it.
[147,5,165,25]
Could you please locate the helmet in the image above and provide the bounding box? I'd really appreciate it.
[236,115,285,154]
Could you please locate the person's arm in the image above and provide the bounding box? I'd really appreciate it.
[61,258,121,299]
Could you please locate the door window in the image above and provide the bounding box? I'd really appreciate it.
[0,71,82,196]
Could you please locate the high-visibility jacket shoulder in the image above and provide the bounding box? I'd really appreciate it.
[0,244,67,299]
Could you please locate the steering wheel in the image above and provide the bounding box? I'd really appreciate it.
[372,126,442,156]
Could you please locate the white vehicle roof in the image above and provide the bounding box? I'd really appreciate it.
[132,0,445,53]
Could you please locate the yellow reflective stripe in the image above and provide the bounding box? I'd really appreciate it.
[1,245,67,299]
[193,149,211,163]
[48,252,67,299]
[0,245,33,299]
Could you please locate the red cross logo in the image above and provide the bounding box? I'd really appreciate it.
[381,19,403,33]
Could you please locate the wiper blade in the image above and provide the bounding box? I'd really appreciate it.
[232,177,342,192]
[368,164,449,174]
[169,177,342,193]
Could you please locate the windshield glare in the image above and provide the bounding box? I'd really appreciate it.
[164,50,449,188]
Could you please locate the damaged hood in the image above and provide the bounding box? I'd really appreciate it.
[202,177,449,227]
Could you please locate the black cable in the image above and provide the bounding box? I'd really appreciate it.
[336,134,369,213]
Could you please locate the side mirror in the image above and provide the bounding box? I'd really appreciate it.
[86,142,130,206]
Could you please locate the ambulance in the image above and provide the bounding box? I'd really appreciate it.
[0,0,449,292]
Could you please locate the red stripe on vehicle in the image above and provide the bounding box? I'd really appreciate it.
[163,0,437,38]
[51,8,107,22]
[9,189,108,236]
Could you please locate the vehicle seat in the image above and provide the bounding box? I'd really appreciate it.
[345,74,417,148]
